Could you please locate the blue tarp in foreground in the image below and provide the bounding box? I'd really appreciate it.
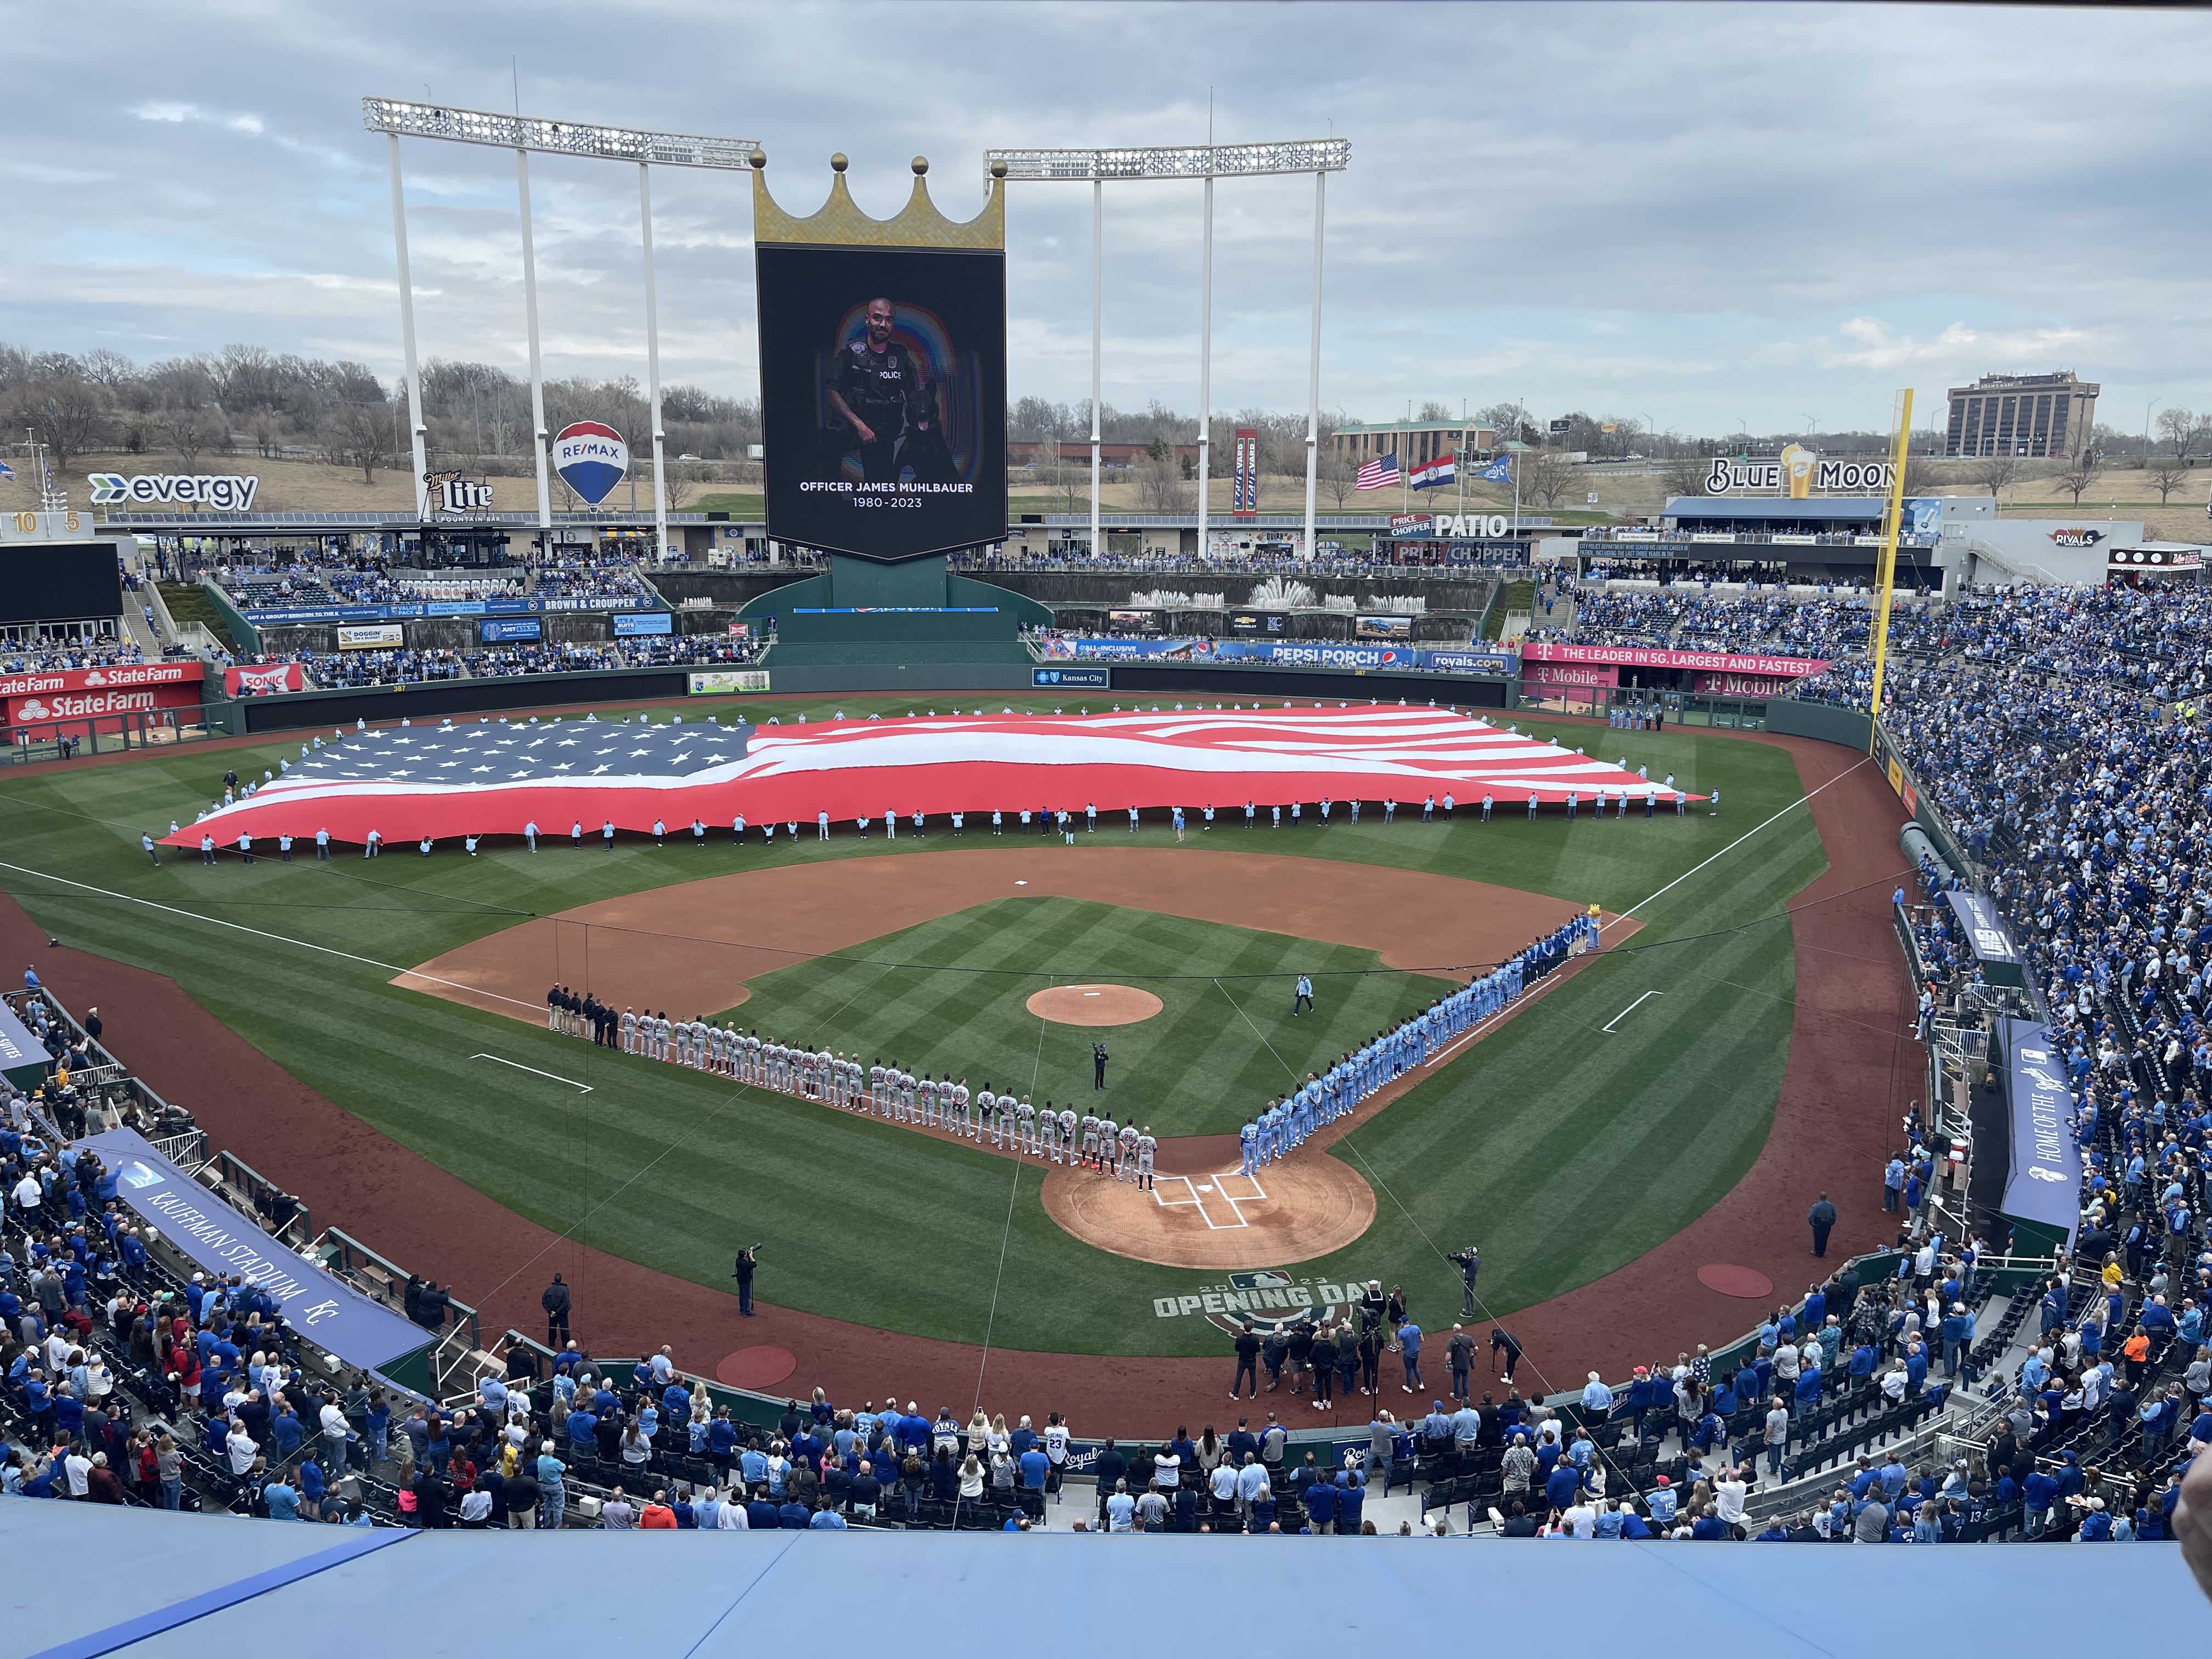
[8,1501,2207,1658]
[75,1127,432,1372]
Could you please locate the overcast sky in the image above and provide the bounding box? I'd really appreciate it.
[4,1,2205,439]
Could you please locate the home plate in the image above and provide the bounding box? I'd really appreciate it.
[1198,1183,1215,1192]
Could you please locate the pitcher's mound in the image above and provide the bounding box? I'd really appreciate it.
[1027,983,1163,1026]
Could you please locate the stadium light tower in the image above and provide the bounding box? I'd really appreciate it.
[363,98,759,561]
[986,139,1350,561]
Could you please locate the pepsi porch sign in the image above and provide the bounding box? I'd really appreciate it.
[552,421,629,506]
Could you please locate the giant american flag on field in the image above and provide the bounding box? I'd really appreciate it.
[161,704,1694,847]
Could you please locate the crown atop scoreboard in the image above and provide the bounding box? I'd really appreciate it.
[750,150,1004,251]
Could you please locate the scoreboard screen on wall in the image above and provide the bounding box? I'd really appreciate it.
[756,244,1007,562]
[0,540,122,626]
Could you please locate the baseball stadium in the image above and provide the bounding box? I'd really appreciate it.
[5,7,2211,1646]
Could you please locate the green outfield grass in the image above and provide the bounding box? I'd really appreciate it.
[0,693,1829,1357]
[717,896,1436,1135]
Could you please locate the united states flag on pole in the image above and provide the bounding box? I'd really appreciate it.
[162,706,1691,848]
[1355,453,1401,491]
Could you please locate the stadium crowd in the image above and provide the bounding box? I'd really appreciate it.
[6,578,2212,1557]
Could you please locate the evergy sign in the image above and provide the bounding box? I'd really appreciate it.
[88,473,261,511]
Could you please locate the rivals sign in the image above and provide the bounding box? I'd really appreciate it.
[88,473,261,511]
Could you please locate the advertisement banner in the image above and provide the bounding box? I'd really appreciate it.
[1691,670,1796,697]
[756,245,1006,562]
[1523,662,1619,690]
[479,618,543,644]
[1520,641,1827,678]
[687,670,771,695]
[0,662,202,698]
[336,624,405,650]
[1388,514,1431,538]
[224,663,305,697]
[551,422,629,507]
[1233,427,1259,518]
[0,999,47,1090]
[1032,665,1110,689]
[1038,637,1517,675]
[1355,614,1414,640]
[75,1128,435,1371]
[1997,1018,2080,1244]
[613,612,674,637]
[1228,612,1289,635]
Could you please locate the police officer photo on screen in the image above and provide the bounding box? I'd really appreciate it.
[822,297,954,486]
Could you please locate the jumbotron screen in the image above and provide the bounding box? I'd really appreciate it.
[756,244,1006,562]
[0,540,123,625]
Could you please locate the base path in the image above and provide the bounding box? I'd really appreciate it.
[394,847,1595,1019]
[0,730,1914,1437]
[1025,984,1162,1026]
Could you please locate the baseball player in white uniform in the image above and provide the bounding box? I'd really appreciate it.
[1058,1107,1078,1164]
[1135,1127,1157,1191]
[621,1007,639,1055]
[1017,1096,1039,1154]
[1080,1111,1102,1169]
[870,1058,887,1115]
[1096,1113,1118,1173]
[918,1075,940,1128]
[978,1086,1000,1146]
[1116,1121,1141,1182]
[952,1077,974,1136]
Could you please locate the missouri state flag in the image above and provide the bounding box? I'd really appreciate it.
[161,705,1692,848]
[1410,453,1457,491]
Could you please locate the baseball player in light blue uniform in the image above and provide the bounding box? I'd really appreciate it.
[1239,1118,1260,1176]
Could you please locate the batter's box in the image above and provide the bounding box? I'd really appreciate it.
[1152,1170,1267,1230]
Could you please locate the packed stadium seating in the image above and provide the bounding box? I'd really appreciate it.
[5,577,2209,1544]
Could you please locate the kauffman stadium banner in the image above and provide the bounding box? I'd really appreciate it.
[76,1127,435,1372]
[160,705,1689,848]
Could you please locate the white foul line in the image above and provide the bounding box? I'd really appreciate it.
[1602,756,1870,935]
[1601,990,1663,1034]
[472,1052,593,1092]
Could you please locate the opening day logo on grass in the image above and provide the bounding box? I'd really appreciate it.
[1155,1265,1371,1334]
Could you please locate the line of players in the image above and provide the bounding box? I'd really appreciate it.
[608,1008,1160,1187]
[1236,911,1601,1175]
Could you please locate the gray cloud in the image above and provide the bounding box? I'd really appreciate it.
[1,1,2204,435]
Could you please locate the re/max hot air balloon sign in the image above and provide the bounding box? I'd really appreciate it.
[552,422,629,506]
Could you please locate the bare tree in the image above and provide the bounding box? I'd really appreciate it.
[1135,452,1191,514]
[161,405,224,472]
[2146,454,2193,505]
[81,348,136,390]
[1521,448,1581,510]
[320,399,392,484]
[2053,454,2101,506]
[1660,453,1708,497]
[1899,453,1942,497]
[17,375,108,471]
[1972,452,2021,499]
[659,459,709,511]
[1319,452,1357,510]
[2156,406,2198,458]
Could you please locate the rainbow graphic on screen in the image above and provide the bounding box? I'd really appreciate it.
[552,421,629,506]
[824,301,981,486]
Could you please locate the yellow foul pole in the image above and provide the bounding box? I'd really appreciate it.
[1866,387,1914,752]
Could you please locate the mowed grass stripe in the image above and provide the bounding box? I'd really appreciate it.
[0,705,1827,1356]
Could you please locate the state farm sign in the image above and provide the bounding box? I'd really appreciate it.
[3,661,206,732]
[0,662,203,698]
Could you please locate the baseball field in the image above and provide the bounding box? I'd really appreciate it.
[0,691,1912,1425]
